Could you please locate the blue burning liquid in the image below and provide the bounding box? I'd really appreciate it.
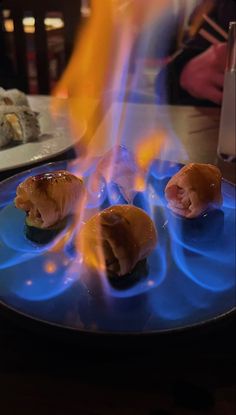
[0,253,78,301]
[0,161,235,332]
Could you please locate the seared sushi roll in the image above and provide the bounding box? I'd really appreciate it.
[0,105,40,144]
[78,205,157,277]
[165,163,222,218]
[15,171,85,244]
[95,146,139,203]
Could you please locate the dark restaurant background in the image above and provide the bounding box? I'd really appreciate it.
[0,0,198,95]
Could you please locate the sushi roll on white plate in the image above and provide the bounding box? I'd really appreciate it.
[0,112,14,148]
[6,89,29,107]
[0,88,29,107]
[0,105,40,146]
[0,87,14,106]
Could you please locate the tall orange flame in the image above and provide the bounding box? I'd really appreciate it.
[51,0,172,280]
[53,0,170,157]
[134,130,166,191]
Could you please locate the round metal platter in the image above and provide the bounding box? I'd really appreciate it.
[0,160,235,335]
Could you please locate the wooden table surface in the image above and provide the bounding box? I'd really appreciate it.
[0,102,235,415]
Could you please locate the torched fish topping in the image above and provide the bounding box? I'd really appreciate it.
[15,170,85,228]
[165,163,222,218]
[95,146,139,203]
[78,205,157,277]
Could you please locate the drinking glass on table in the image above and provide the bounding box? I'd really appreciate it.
[218,22,236,163]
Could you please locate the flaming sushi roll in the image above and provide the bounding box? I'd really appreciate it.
[0,105,40,145]
[15,171,85,244]
[95,146,139,203]
[165,163,222,218]
[78,205,157,277]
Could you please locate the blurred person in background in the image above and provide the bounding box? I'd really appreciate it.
[155,0,236,106]
[127,0,188,103]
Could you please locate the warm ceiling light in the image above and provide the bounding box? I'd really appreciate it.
[4,19,14,32]
[44,17,64,29]
[23,17,35,26]
[4,16,64,33]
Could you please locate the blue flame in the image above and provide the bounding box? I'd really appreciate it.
[85,173,108,208]
[106,247,166,299]
[0,205,49,254]
[0,161,235,332]
[0,252,78,301]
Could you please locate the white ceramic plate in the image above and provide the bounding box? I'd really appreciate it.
[0,96,86,172]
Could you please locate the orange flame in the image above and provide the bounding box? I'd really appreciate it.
[44,260,57,274]
[53,0,170,156]
[134,130,166,191]
[50,0,172,279]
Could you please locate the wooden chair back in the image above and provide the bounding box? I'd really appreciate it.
[1,0,82,93]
